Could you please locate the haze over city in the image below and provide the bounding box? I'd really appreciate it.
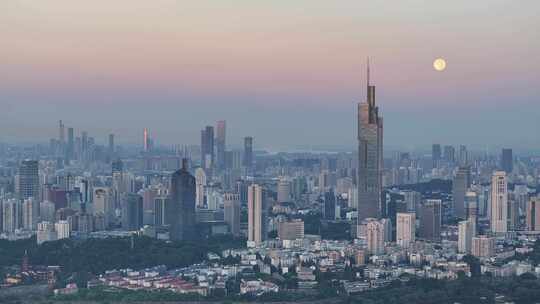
[1,1,539,151]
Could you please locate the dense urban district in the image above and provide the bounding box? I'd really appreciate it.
[1,73,540,304]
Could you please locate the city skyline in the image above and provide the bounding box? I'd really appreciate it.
[1,1,539,151]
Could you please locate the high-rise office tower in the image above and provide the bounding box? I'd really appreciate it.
[452,166,471,219]
[2,199,21,233]
[501,148,513,174]
[365,218,385,255]
[195,168,206,208]
[323,190,336,220]
[458,145,468,166]
[18,160,40,200]
[432,144,441,168]
[67,127,74,160]
[168,159,196,241]
[396,212,415,247]
[216,120,226,170]
[458,220,473,253]
[419,199,442,242]
[58,120,65,147]
[122,193,143,231]
[490,171,508,234]
[108,134,115,158]
[508,199,519,231]
[465,191,478,236]
[22,198,39,231]
[248,184,266,246]
[200,126,214,170]
[443,145,455,163]
[154,196,169,227]
[243,136,253,169]
[143,128,150,152]
[93,187,114,227]
[277,179,291,204]
[223,193,241,237]
[357,61,383,221]
[526,197,540,231]
[39,200,55,223]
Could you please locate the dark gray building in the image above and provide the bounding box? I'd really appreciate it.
[243,136,253,169]
[453,166,471,219]
[168,159,196,241]
[419,199,441,242]
[122,193,143,231]
[200,126,214,169]
[18,160,39,200]
[357,62,383,220]
[501,148,513,174]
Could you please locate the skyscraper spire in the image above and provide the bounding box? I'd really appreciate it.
[367,57,370,88]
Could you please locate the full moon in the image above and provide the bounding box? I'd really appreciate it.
[433,58,446,71]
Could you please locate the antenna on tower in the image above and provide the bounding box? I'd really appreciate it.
[367,57,370,87]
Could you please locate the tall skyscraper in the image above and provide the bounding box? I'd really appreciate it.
[18,160,40,200]
[143,128,150,152]
[526,197,540,231]
[195,168,207,208]
[357,61,383,221]
[154,196,169,227]
[458,220,473,254]
[501,148,513,174]
[243,136,253,169]
[490,171,508,234]
[2,199,21,233]
[200,126,214,170]
[168,159,196,241]
[465,191,478,236]
[323,190,336,220]
[458,145,468,166]
[122,193,143,231]
[67,127,74,160]
[58,120,65,147]
[432,144,441,168]
[216,120,226,170]
[453,166,471,219]
[443,145,455,163]
[248,184,266,246]
[419,199,442,242]
[277,179,291,204]
[93,187,114,227]
[108,134,115,158]
[223,192,241,237]
[396,212,415,247]
[22,198,39,231]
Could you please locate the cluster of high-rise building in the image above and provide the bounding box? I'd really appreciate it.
[0,64,539,289]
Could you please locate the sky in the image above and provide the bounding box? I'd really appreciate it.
[0,0,539,152]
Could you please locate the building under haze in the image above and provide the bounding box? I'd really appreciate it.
[201,126,214,170]
[248,184,266,246]
[453,166,471,219]
[243,137,253,170]
[18,160,40,200]
[501,148,513,174]
[216,120,226,170]
[223,192,241,237]
[357,62,383,221]
[490,171,508,234]
[168,159,197,241]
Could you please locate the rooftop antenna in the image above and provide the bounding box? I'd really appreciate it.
[367,57,370,88]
